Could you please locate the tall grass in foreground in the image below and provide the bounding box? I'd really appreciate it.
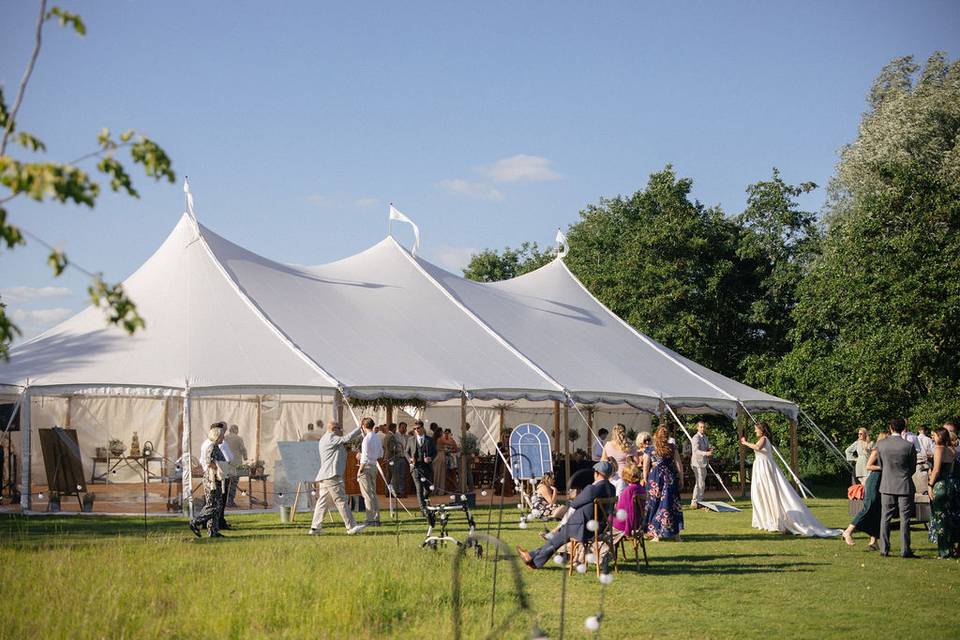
[1,499,957,639]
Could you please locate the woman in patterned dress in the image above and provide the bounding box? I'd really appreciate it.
[642,425,684,541]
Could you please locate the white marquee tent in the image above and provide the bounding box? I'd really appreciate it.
[0,209,803,512]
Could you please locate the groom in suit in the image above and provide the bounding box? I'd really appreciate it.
[516,461,616,569]
[406,420,437,528]
[876,418,918,558]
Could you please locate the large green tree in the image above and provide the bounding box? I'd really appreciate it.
[0,2,175,359]
[774,52,960,433]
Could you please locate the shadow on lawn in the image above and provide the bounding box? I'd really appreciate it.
[617,559,824,576]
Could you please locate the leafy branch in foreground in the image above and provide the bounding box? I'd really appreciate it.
[0,2,176,358]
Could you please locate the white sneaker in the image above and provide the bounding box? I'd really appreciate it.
[347,524,367,535]
[308,528,324,535]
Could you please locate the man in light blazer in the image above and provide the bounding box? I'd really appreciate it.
[875,418,917,558]
[689,421,713,508]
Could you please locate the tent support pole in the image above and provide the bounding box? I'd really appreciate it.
[255,395,263,462]
[63,396,71,427]
[386,405,394,429]
[736,409,746,498]
[19,388,32,511]
[332,390,343,428]
[181,387,193,518]
[552,401,560,455]
[498,406,505,443]
[459,395,467,493]
[587,407,595,451]
[563,404,570,492]
[789,417,799,480]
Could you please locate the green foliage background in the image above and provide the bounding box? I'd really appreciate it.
[465,53,960,468]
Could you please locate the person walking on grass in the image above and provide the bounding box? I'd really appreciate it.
[875,418,917,558]
[356,417,382,526]
[189,423,228,538]
[309,421,366,536]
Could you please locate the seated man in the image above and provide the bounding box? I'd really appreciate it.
[517,461,615,569]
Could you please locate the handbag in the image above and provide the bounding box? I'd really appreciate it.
[847,484,864,500]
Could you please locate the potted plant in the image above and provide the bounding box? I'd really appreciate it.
[108,438,126,456]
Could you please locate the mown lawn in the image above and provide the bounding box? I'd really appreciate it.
[1,497,956,639]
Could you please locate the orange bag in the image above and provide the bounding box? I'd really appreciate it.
[847,484,864,500]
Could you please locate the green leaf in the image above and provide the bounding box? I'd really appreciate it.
[45,7,87,36]
[47,248,69,276]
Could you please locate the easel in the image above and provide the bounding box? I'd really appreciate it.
[38,427,86,510]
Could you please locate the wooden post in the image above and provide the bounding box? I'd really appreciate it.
[552,400,561,454]
[63,396,72,427]
[386,405,393,428]
[737,411,747,497]
[587,407,595,458]
[563,405,571,490]
[498,406,506,443]
[332,390,343,428]
[789,417,799,473]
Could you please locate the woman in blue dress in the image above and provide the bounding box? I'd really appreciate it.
[927,427,959,558]
[642,425,685,541]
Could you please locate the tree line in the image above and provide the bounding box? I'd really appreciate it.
[463,53,960,469]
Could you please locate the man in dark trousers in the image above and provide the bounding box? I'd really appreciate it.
[406,420,437,530]
[516,461,616,569]
[876,418,918,558]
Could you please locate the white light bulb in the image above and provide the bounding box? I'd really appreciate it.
[481,490,488,496]
[388,460,394,466]
[553,554,565,565]
[38,493,44,499]
[76,484,82,491]
[585,552,596,564]
[310,490,317,496]
[585,616,600,631]
[599,573,614,585]
[429,485,435,491]
[278,492,284,498]
[586,519,599,532]
[450,495,456,501]
[576,563,587,574]
[518,519,528,529]
[460,494,466,500]
[616,508,628,521]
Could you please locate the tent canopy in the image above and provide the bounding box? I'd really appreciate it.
[0,213,797,420]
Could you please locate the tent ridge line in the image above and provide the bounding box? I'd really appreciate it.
[388,237,566,397]
[193,224,343,391]
[556,260,740,404]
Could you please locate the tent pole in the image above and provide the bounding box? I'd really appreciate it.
[459,395,467,493]
[332,390,343,427]
[181,387,193,518]
[736,409,746,498]
[255,395,263,462]
[789,417,799,482]
[63,396,71,427]
[19,388,32,511]
[563,404,570,491]
[587,407,595,451]
[552,400,560,455]
[498,406,505,444]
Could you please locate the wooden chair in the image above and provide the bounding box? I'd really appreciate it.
[614,492,649,570]
[568,496,619,576]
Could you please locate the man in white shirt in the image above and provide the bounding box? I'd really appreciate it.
[309,421,365,535]
[592,428,609,461]
[301,422,323,441]
[356,417,383,525]
[916,426,935,465]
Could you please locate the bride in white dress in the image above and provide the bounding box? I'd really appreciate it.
[741,422,841,538]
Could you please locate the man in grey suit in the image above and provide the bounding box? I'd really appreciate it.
[689,421,713,508]
[875,418,917,558]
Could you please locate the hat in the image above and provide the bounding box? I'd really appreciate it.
[592,460,613,477]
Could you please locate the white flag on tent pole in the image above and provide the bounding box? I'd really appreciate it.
[183,177,197,221]
[389,204,421,256]
[555,228,569,259]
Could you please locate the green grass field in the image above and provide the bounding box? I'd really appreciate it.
[1,497,957,639]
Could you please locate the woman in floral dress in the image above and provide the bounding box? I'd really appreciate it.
[642,425,684,541]
[927,427,959,558]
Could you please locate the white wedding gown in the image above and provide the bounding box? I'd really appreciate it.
[750,440,841,537]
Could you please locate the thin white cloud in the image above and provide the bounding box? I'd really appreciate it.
[0,286,71,303]
[429,245,479,274]
[481,154,561,183]
[435,179,504,201]
[306,194,337,208]
[353,197,379,209]
[10,307,73,326]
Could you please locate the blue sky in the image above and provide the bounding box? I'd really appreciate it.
[2,1,957,339]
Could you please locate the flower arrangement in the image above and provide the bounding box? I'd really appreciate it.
[108,438,126,456]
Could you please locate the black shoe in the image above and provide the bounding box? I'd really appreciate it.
[189,521,202,538]
[901,552,918,559]
[209,531,225,538]
[879,551,889,557]
[219,523,233,530]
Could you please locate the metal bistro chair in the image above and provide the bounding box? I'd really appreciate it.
[614,492,650,570]
[568,496,619,577]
